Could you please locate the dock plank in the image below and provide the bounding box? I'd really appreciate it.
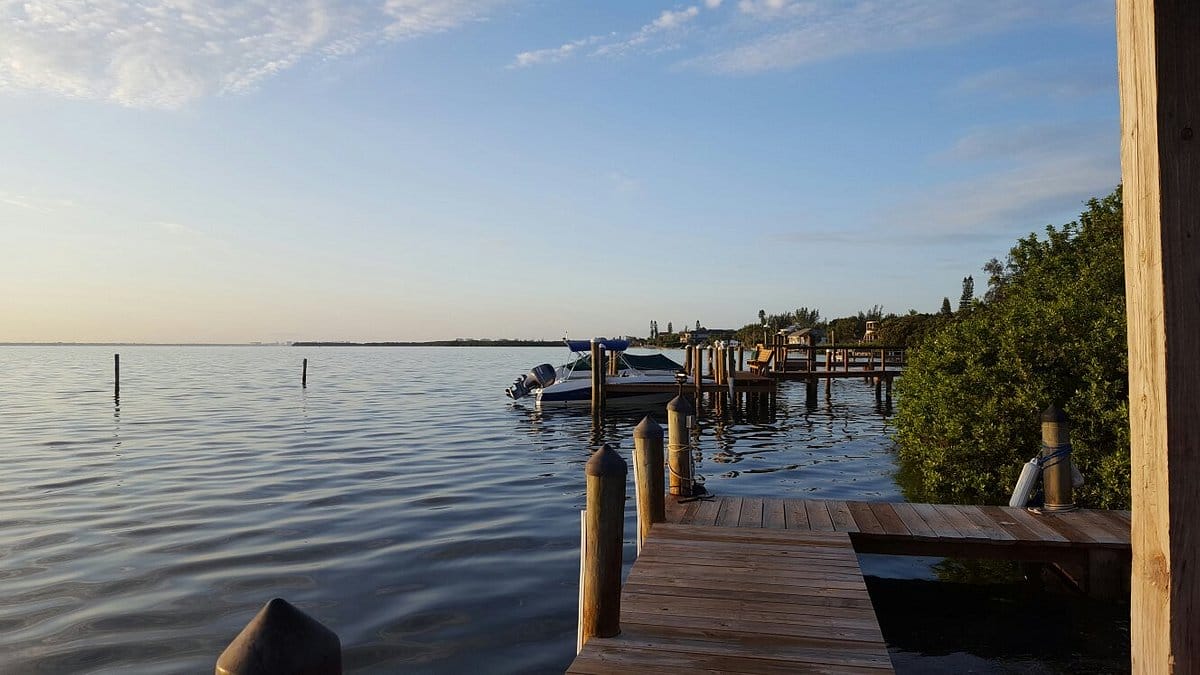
[846,501,886,535]
[715,496,744,527]
[739,497,765,528]
[691,497,722,526]
[763,498,787,529]
[805,500,836,531]
[827,500,860,533]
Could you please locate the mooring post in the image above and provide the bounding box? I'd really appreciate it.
[114,353,120,398]
[590,340,603,417]
[215,597,341,675]
[692,345,703,402]
[580,444,626,646]
[1040,405,1075,512]
[302,358,307,388]
[667,395,695,497]
[683,345,692,374]
[633,416,665,554]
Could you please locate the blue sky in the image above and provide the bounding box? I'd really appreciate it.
[0,1,1119,343]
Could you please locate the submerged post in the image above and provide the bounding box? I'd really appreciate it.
[580,444,626,645]
[666,395,695,497]
[114,354,120,398]
[302,358,307,388]
[633,416,665,554]
[215,598,341,675]
[1040,405,1075,512]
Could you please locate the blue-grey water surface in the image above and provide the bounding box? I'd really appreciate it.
[0,346,1122,673]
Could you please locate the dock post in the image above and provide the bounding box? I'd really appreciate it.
[825,348,832,400]
[667,395,696,497]
[683,345,692,374]
[1040,405,1075,512]
[114,354,120,398]
[633,417,665,554]
[581,444,626,644]
[302,358,307,388]
[215,598,341,675]
[692,346,703,404]
[590,340,604,417]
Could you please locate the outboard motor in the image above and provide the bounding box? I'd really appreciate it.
[506,363,556,400]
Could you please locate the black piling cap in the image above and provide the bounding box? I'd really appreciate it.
[216,597,341,675]
[1041,405,1067,423]
[667,395,695,415]
[585,444,627,477]
[633,416,663,439]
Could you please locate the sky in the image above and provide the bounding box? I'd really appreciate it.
[0,0,1120,343]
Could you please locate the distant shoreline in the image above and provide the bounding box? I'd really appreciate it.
[1,341,564,347]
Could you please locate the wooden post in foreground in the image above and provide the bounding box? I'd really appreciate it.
[666,395,695,497]
[1118,1,1200,669]
[580,444,626,645]
[113,354,120,398]
[216,598,341,675]
[302,358,307,388]
[633,416,665,554]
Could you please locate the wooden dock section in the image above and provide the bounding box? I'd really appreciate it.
[569,523,894,674]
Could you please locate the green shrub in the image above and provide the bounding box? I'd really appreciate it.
[894,188,1129,509]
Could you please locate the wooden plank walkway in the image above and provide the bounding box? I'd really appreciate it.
[569,523,893,674]
[667,497,1131,564]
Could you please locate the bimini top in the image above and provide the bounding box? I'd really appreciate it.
[565,338,629,352]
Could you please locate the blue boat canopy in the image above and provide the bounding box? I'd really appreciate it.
[565,338,629,352]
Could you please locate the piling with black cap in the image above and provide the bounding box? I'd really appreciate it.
[580,444,626,645]
[114,354,120,398]
[633,416,665,553]
[1040,405,1075,511]
[302,358,307,388]
[215,598,341,675]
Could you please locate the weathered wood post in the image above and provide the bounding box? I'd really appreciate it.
[302,358,307,388]
[580,444,626,646]
[683,345,692,374]
[215,598,341,675]
[667,395,695,497]
[1040,405,1075,512]
[113,354,120,398]
[825,346,832,400]
[692,345,703,403]
[633,416,665,554]
[1119,1,1200,666]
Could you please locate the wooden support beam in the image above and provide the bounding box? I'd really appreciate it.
[1117,1,1200,670]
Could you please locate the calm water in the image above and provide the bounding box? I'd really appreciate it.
[0,346,1123,673]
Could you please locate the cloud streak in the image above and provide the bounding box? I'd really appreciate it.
[0,0,497,108]
[688,0,1108,74]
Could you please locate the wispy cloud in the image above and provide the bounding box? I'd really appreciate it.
[890,120,1118,238]
[512,4,709,68]
[955,61,1116,101]
[687,1,1108,74]
[511,35,608,69]
[0,0,500,108]
[512,1,1106,75]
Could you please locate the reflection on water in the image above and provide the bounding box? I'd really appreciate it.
[0,346,1122,673]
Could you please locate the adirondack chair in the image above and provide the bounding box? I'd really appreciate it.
[747,346,774,374]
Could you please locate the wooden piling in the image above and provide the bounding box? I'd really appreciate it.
[590,340,603,416]
[633,417,665,554]
[580,444,626,644]
[114,353,120,398]
[302,358,307,388]
[1118,2,1200,666]
[1040,406,1075,512]
[683,345,692,374]
[215,598,341,675]
[667,395,695,497]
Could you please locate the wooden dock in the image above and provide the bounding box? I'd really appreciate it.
[569,523,894,673]
[571,495,1131,673]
